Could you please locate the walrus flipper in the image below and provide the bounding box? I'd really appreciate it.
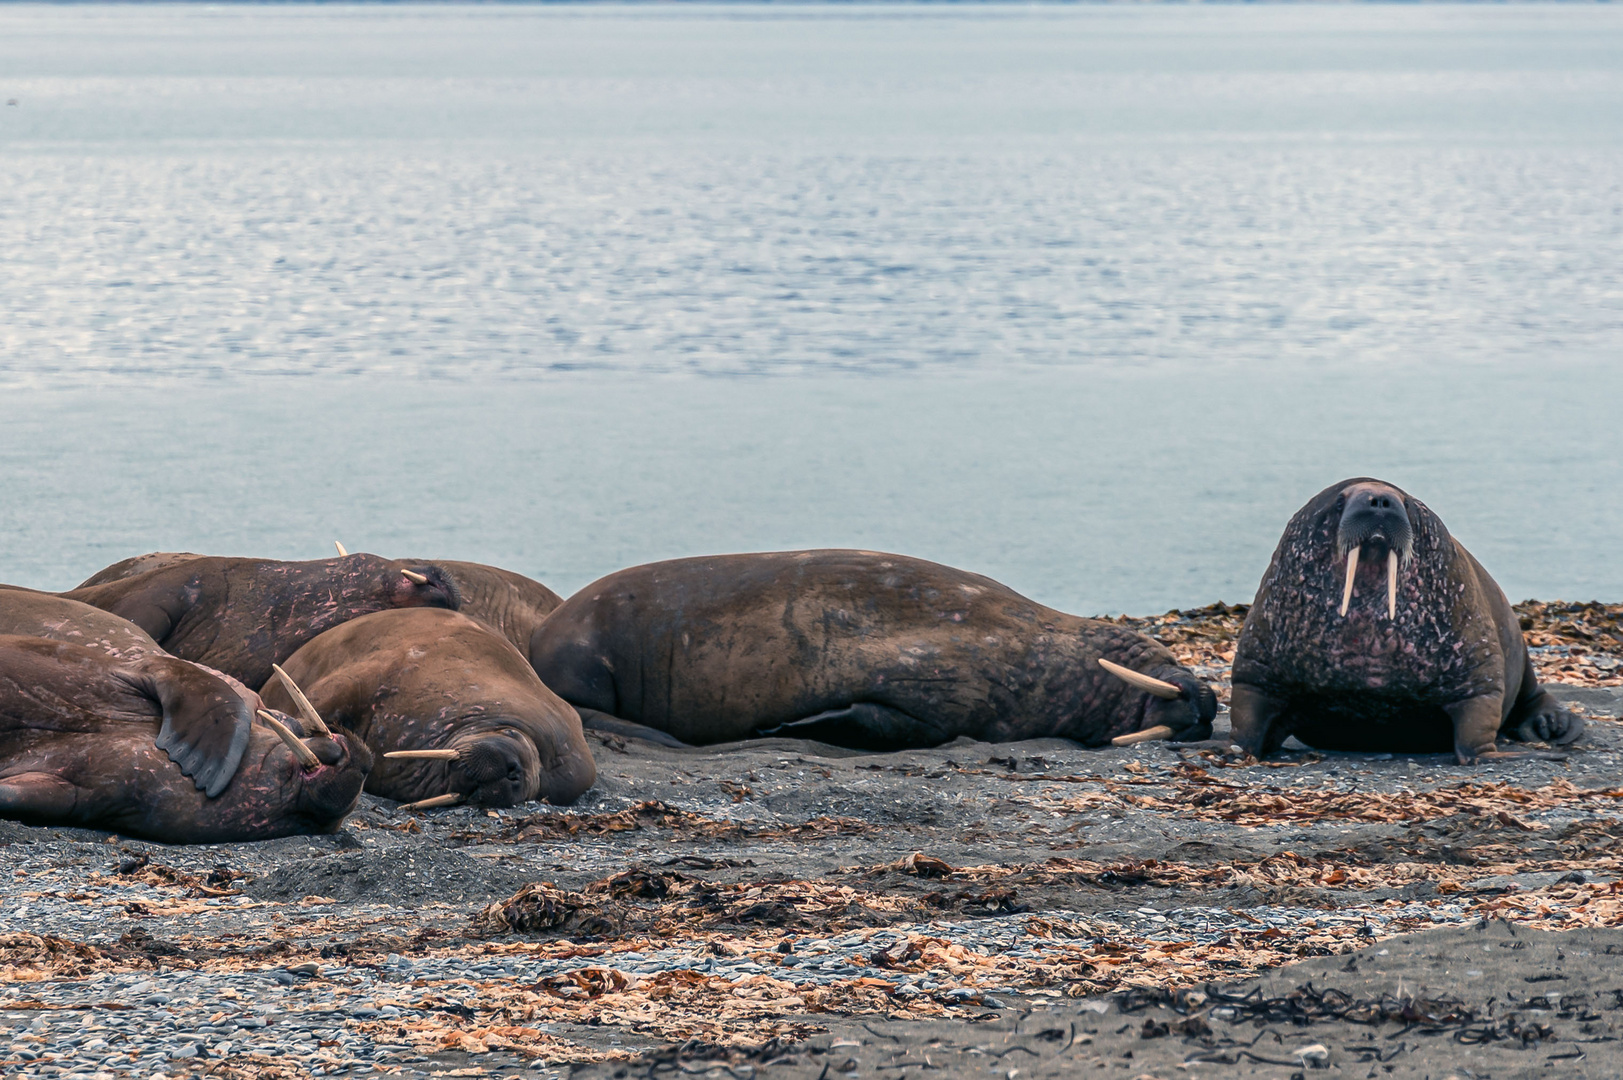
[1508,690,1584,746]
[759,703,944,752]
[0,773,79,824]
[130,658,254,798]
[577,708,689,749]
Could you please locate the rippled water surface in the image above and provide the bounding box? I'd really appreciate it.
[1,5,1620,607]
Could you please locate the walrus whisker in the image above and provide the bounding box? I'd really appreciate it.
[400,569,430,585]
[1097,658,1183,699]
[1386,549,1398,620]
[1111,725,1175,746]
[384,749,461,761]
[269,663,332,738]
[334,541,348,557]
[1339,544,1360,616]
[400,792,463,811]
[255,710,320,769]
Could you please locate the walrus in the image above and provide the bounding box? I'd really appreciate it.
[0,636,371,842]
[261,608,596,808]
[63,554,461,690]
[1229,478,1582,764]
[0,589,255,795]
[80,550,563,661]
[526,549,1217,749]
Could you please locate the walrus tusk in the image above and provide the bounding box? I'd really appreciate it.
[385,749,461,761]
[1097,658,1183,700]
[1387,549,1398,620]
[256,710,320,769]
[1339,544,1360,616]
[1111,725,1175,746]
[400,792,463,811]
[400,569,430,585]
[334,541,348,557]
[269,663,332,738]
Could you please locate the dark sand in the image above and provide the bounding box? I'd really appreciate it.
[5,680,1623,1078]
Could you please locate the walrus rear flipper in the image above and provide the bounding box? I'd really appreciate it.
[125,658,254,799]
[759,703,943,752]
[577,708,690,749]
[0,773,79,824]
[1505,652,1585,747]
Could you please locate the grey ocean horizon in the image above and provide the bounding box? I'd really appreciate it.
[2,4,1620,611]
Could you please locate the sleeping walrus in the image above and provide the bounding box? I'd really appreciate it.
[262,608,595,808]
[1229,478,1582,763]
[64,554,461,689]
[0,635,370,842]
[527,549,1217,749]
[80,551,564,662]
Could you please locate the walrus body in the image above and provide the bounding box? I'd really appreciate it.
[75,552,202,590]
[0,589,168,664]
[401,560,563,657]
[0,637,370,842]
[77,553,562,662]
[528,550,1217,749]
[1230,479,1581,763]
[64,554,461,690]
[263,609,595,807]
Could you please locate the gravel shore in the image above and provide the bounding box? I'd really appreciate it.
[5,606,1623,1079]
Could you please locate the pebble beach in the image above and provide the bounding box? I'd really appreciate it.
[6,603,1623,1078]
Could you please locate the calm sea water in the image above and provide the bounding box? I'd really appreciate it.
[1,5,1620,610]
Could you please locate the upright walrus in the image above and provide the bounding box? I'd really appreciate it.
[0,635,371,842]
[64,554,461,689]
[527,549,1217,749]
[262,608,596,808]
[1229,478,1582,763]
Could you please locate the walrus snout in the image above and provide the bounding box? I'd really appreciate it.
[440,732,540,808]
[1337,483,1414,560]
[1142,670,1218,739]
[389,562,463,612]
[1336,482,1414,620]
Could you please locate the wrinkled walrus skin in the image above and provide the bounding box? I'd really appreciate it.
[1,588,170,664]
[0,636,371,842]
[528,550,1217,750]
[1230,478,1582,764]
[76,552,562,667]
[262,609,595,807]
[399,560,563,658]
[0,590,254,792]
[64,554,461,691]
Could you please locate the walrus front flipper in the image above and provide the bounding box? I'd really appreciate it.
[1446,694,1505,766]
[0,773,80,824]
[577,708,689,749]
[759,703,943,752]
[1228,685,1292,759]
[124,657,254,798]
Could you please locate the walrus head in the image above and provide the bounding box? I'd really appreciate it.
[1097,658,1218,744]
[385,722,595,809]
[200,706,373,837]
[1334,481,1415,621]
